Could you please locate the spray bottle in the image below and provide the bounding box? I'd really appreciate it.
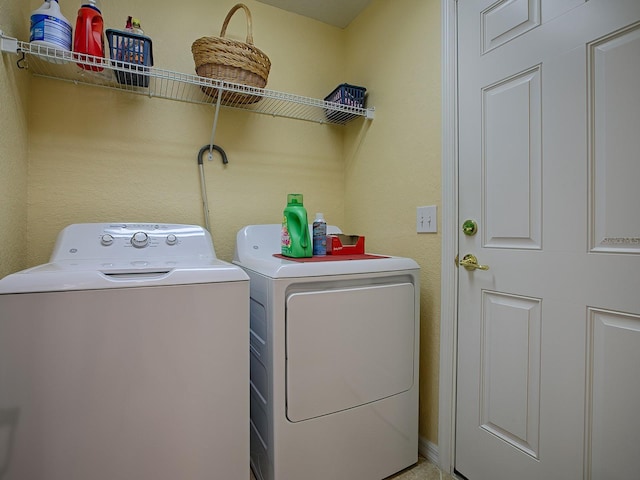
[130,18,145,64]
[312,213,327,256]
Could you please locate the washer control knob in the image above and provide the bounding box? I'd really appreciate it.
[131,231,149,248]
[166,234,178,246]
[100,234,114,246]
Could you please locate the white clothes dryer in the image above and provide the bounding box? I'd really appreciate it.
[233,224,420,480]
[0,223,249,480]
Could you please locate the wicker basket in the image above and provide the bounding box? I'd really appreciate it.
[191,3,271,104]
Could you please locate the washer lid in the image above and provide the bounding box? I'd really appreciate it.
[233,224,419,278]
[0,260,248,294]
[0,223,248,294]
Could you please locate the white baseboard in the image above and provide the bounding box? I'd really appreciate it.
[418,436,439,465]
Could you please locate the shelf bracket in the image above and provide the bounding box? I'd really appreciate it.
[0,31,19,54]
[365,107,376,120]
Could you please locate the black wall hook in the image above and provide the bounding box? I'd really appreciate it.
[16,51,26,69]
[197,144,228,165]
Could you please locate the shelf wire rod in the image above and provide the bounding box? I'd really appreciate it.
[198,161,211,232]
[208,90,223,157]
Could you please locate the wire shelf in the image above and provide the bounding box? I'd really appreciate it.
[13,41,375,125]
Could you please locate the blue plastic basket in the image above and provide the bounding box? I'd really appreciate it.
[106,29,154,87]
[324,83,366,123]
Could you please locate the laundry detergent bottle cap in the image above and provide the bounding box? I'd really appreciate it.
[73,0,105,71]
[281,194,312,258]
[30,0,73,52]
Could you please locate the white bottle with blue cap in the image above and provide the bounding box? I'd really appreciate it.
[30,0,73,54]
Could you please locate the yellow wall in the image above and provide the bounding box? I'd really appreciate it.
[4,0,442,446]
[344,0,442,444]
[0,0,30,278]
[26,0,347,265]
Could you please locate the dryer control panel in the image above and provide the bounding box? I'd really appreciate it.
[50,223,216,262]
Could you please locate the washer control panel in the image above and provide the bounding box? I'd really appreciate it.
[50,223,216,262]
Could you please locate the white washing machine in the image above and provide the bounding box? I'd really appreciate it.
[0,223,249,480]
[233,224,420,480]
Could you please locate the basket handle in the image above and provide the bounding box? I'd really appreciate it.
[220,3,254,45]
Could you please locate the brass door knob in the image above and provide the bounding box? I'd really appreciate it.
[462,219,478,236]
[456,254,489,271]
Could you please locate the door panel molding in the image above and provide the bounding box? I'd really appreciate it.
[482,66,542,249]
[480,291,541,458]
[588,22,640,254]
[481,0,541,54]
[586,308,640,479]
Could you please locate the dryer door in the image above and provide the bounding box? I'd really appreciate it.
[285,282,415,422]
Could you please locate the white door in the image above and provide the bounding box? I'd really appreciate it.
[455,1,640,479]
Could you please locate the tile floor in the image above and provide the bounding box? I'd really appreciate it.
[249,456,455,480]
[387,457,455,480]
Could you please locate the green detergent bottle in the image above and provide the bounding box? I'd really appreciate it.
[281,193,312,258]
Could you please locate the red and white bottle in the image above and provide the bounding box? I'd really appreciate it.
[73,0,104,71]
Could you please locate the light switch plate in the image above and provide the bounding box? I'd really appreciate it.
[417,205,437,233]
